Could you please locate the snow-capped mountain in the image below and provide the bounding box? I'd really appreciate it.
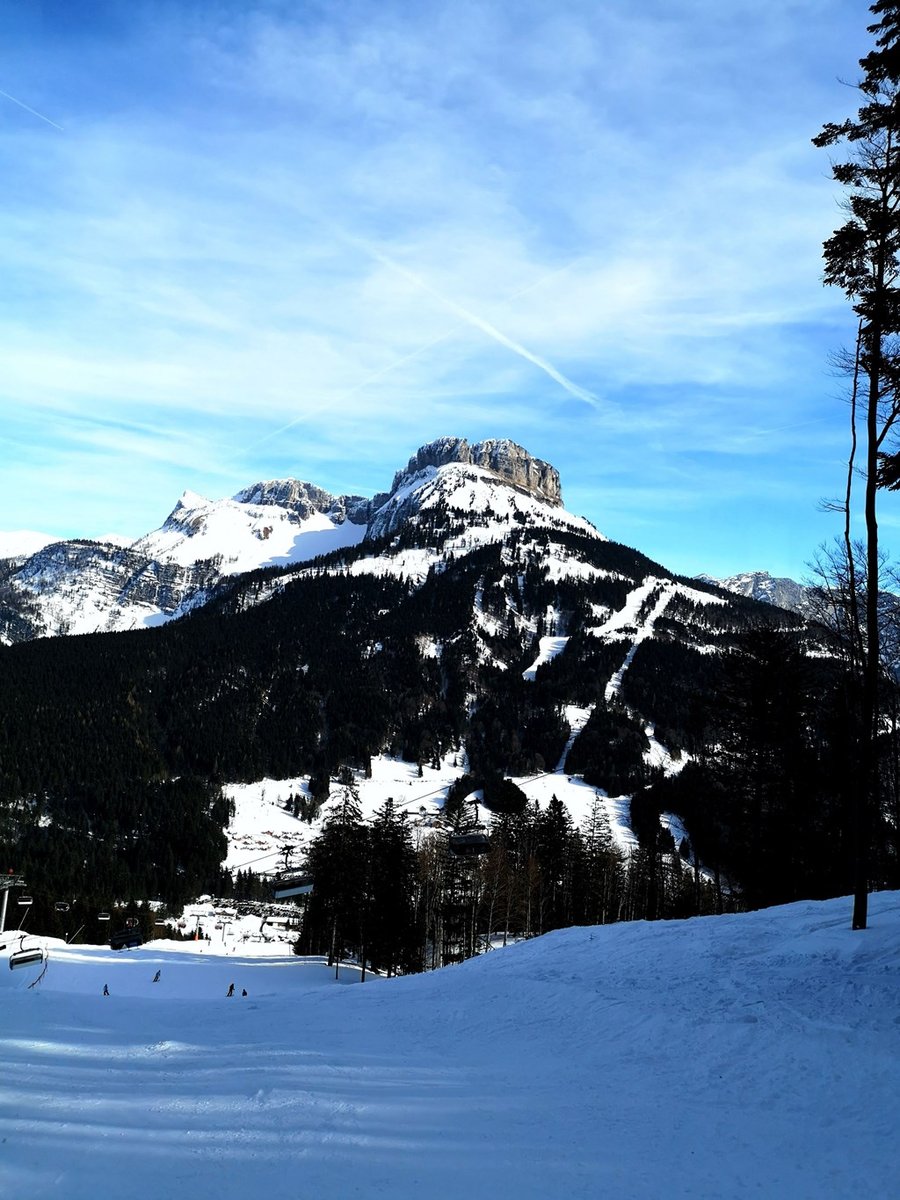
[0,477,372,642]
[0,438,596,643]
[698,569,812,615]
[367,437,595,545]
[130,483,369,575]
[0,434,852,923]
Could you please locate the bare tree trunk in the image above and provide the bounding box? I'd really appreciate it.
[857,327,883,931]
[844,323,864,671]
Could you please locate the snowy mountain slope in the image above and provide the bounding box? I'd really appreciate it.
[0,538,222,639]
[0,479,368,643]
[0,439,808,891]
[130,483,368,573]
[222,751,643,883]
[0,436,833,915]
[366,437,586,543]
[338,458,601,591]
[2,890,898,1199]
[0,438,592,643]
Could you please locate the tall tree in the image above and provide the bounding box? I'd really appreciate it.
[367,798,420,976]
[813,0,900,928]
[298,783,368,971]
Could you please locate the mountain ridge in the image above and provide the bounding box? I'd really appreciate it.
[698,569,812,616]
[0,437,572,643]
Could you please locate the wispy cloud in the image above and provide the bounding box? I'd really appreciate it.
[0,0,872,575]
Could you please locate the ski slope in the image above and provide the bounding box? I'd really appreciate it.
[2,892,899,1199]
[222,752,642,878]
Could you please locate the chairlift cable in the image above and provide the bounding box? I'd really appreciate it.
[394,766,560,816]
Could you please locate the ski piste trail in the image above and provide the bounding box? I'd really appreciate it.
[2,891,899,1199]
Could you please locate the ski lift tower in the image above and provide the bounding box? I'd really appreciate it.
[0,874,26,934]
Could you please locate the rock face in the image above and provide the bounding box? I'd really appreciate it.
[1,540,220,640]
[376,438,562,509]
[232,481,371,526]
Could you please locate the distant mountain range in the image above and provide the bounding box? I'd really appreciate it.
[697,570,813,617]
[2,456,821,645]
[0,437,590,642]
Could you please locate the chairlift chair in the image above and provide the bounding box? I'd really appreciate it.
[448,831,490,857]
[98,911,111,921]
[17,895,33,906]
[272,871,314,900]
[109,927,143,951]
[9,948,43,970]
[9,939,44,970]
[54,901,70,913]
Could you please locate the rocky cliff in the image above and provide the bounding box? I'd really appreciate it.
[375,438,562,509]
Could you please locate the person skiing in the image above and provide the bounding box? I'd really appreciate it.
[103,984,109,996]
[226,982,235,997]
[242,988,248,997]
[153,970,161,983]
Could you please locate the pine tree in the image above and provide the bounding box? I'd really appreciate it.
[299,783,368,971]
[578,795,621,925]
[534,795,575,932]
[813,0,900,927]
[367,798,420,976]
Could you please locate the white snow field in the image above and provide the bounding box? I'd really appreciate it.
[222,753,646,882]
[2,893,899,1200]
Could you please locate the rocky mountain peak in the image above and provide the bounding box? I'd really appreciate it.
[699,570,811,616]
[233,479,334,512]
[379,437,562,508]
[232,480,370,526]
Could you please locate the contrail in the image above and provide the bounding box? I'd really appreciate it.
[0,88,64,131]
[345,233,600,410]
[230,327,465,461]
[725,414,835,446]
[232,256,590,461]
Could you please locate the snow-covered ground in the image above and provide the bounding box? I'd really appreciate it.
[522,633,569,681]
[223,752,642,878]
[3,891,898,1199]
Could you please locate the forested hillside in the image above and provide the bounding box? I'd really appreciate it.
[2,441,899,955]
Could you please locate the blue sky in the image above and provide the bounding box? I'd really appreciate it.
[0,0,885,579]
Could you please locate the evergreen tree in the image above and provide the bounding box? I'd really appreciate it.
[367,798,420,976]
[533,795,576,932]
[577,795,623,925]
[814,0,900,928]
[298,784,368,970]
